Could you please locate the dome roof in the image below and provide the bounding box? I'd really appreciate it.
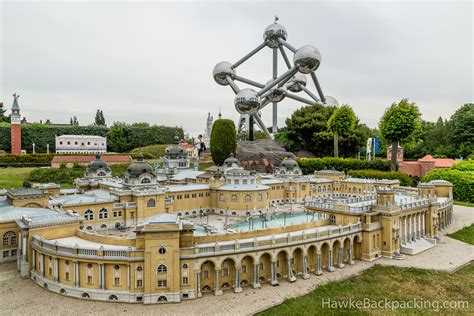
[127,153,153,176]
[281,157,298,169]
[88,154,108,171]
[223,153,240,168]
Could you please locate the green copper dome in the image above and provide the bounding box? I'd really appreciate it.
[280,157,298,170]
[127,153,153,176]
[88,154,108,171]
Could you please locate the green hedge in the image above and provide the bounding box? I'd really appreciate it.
[0,124,182,153]
[451,160,474,171]
[27,167,85,184]
[297,158,390,175]
[347,169,414,187]
[422,169,474,203]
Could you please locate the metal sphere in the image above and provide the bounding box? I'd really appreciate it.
[324,95,339,107]
[294,45,321,74]
[286,74,307,93]
[213,61,236,86]
[263,23,287,48]
[234,88,260,114]
[265,80,286,102]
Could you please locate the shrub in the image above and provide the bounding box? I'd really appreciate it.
[347,169,414,187]
[27,167,85,185]
[210,119,237,166]
[297,157,390,175]
[110,163,130,177]
[422,169,474,203]
[451,160,474,171]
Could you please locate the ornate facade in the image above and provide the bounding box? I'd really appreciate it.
[0,155,454,304]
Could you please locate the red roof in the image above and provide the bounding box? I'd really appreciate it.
[417,155,456,168]
[51,155,132,164]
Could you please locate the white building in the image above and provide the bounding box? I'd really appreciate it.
[55,135,107,154]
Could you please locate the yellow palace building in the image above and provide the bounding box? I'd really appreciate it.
[0,144,454,304]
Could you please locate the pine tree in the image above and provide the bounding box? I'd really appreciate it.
[0,102,7,122]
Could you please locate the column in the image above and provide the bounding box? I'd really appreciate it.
[404,217,408,244]
[22,234,27,260]
[418,213,422,239]
[99,263,105,290]
[287,257,296,282]
[214,269,223,295]
[400,217,404,244]
[32,249,36,270]
[53,258,59,282]
[196,271,202,297]
[253,263,261,288]
[338,248,344,268]
[127,265,131,291]
[270,261,278,285]
[328,248,335,272]
[234,266,242,293]
[348,243,355,265]
[316,253,322,275]
[302,256,310,279]
[74,262,79,287]
[421,212,425,237]
[39,254,44,276]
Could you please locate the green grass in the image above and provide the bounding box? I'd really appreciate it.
[448,224,474,245]
[454,201,474,208]
[130,144,170,159]
[258,264,474,315]
[0,167,36,189]
[198,161,215,171]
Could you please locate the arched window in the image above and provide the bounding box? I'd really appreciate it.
[99,208,108,219]
[235,179,240,185]
[147,199,156,208]
[330,214,336,224]
[3,231,17,246]
[157,264,167,274]
[141,178,151,184]
[97,171,106,176]
[84,210,94,221]
[231,194,238,202]
[219,193,225,201]
[245,194,251,202]
[243,179,248,184]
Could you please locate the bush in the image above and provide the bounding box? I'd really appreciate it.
[27,167,85,185]
[210,119,237,166]
[422,169,474,203]
[348,169,414,187]
[297,157,390,175]
[110,163,130,177]
[451,160,474,171]
[0,154,56,164]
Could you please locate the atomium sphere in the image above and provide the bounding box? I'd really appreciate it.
[294,45,321,74]
[324,96,339,107]
[213,61,236,86]
[286,74,307,93]
[265,80,286,102]
[263,22,288,48]
[234,88,260,114]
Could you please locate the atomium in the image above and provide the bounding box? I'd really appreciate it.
[214,17,337,140]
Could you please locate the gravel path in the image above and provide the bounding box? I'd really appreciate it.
[0,205,472,316]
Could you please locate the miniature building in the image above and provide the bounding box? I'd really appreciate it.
[398,155,457,177]
[55,135,107,154]
[386,144,404,162]
[10,94,22,155]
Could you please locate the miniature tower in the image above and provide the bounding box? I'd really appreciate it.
[10,93,22,155]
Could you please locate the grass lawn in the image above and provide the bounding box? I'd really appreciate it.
[258,264,473,315]
[130,144,170,158]
[448,224,474,245]
[454,201,474,208]
[0,167,35,189]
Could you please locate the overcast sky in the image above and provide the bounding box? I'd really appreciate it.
[1,1,472,136]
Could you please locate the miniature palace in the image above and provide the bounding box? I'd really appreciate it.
[0,140,454,304]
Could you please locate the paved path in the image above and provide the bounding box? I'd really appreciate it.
[0,205,472,316]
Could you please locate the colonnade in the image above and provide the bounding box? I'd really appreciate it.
[400,211,426,244]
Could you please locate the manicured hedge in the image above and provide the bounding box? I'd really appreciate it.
[347,169,414,187]
[451,160,474,172]
[422,169,474,203]
[297,157,390,175]
[27,167,85,184]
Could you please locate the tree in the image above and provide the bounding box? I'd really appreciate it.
[95,109,106,126]
[210,119,237,166]
[70,116,79,126]
[379,99,420,171]
[327,105,356,158]
[108,122,129,152]
[445,103,474,158]
[0,102,7,123]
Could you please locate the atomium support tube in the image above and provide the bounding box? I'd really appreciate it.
[258,98,271,110]
[233,42,266,68]
[310,72,326,103]
[286,92,316,105]
[272,48,278,133]
[279,39,297,53]
[226,75,241,94]
[279,46,292,69]
[302,86,320,102]
[233,75,265,88]
[253,112,273,139]
[257,66,297,97]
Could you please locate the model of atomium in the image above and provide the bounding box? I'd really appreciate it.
[213,17,338,139]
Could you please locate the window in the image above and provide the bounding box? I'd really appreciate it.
[3,251,9,257]
[219,193,225,201]
[99,208,108,219]
[136,279,143,288]
[87,263,93,269]
[259,263,263,270]
[147,199,156,208]
[184,194,189,199]
[157,264,167,274]
[158,247,166,255]
[182,277,189,285]
[59,141,63,145]
[157,280,167,288]
[114,211,122,217]
[199,193,203,197]
[203,270,209,279]
[223,268,229,277]
[84,210,94,221]
[141,178,151,184]
[245,194,251,202]
[192,194,196,198]
[65,272,70,280]
[114,277,120,286]
[257,194,262,201]
[182,263,188,269]
[87,276,93,284]
[330,214,336,224]
[242,265,247,274]
[302,185,306,190]
[137,266,143,271]
[3,231,17,246]
[11,249,16,256]
[114,264,120,270]
[231,194,238,202]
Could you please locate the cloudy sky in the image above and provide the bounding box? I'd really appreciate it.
[1,0,472,135]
